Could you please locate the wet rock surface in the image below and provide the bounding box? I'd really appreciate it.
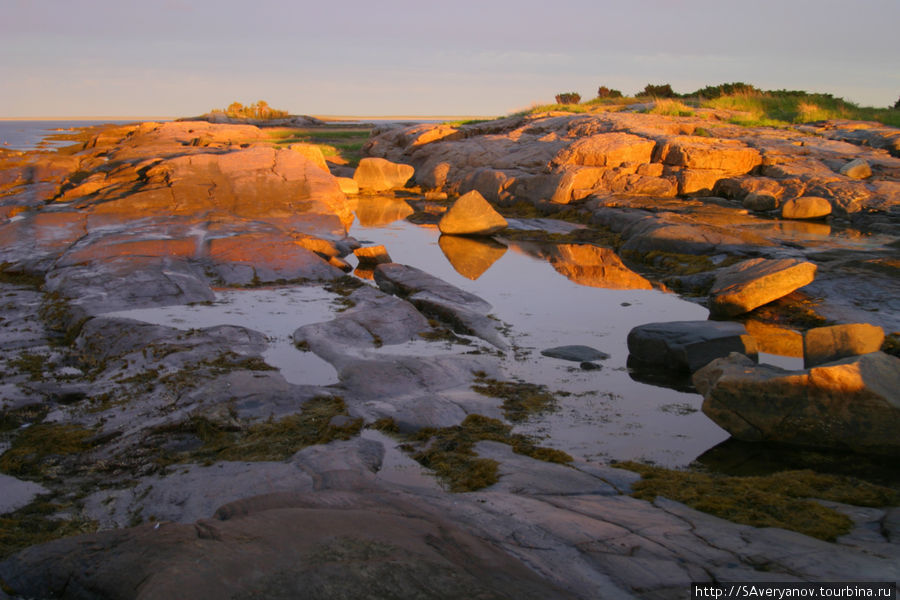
[627,320,758,372]
[1,115,899,598]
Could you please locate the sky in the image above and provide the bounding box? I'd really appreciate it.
[2,0,899,118]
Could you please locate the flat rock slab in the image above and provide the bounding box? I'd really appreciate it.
[693,351,900,455]
[708,258,817,318]
[541,345,610,363]
[1,490,576,600]
[803,323,885,368]
[0,474,49,514]
[627,320,757,373]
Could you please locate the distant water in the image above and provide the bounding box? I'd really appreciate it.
[0,120,144,152]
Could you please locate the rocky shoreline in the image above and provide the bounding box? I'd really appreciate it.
[0,111,898,598]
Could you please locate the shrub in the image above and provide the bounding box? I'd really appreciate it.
[688,82,761,99]
[894,95,900,109]
[639,83,677,98]
[596,86,623,99]
[554,92,582,105]
[218,100,289,120]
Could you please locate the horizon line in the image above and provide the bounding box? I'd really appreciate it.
[0,114,500,122]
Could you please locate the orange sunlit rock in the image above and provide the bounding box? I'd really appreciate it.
[742,320,803,357]
[438,235,507,280]
[546,244,653,289]
[354,196,414,227]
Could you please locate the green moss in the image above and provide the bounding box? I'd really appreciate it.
[160,396,361,465]
[0,423,94,477]
[0,499,97,560]
[368,417,400,434]
[8,352,49,381]
[882,333,900,358]
[617,462,900,541]
[409,414,572,492]
[471,377,558,422]
[0,263,44,288]
[0,404,49,432]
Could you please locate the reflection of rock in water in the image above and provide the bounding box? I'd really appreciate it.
[742,319,803,357]
[696,438,900,487]
[547,244,653,290]
[438,235,507,280]
[626,355,696,393]
[354,196,414,227]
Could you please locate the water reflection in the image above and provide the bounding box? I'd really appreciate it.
[438,235,507,280]
[506,241,653,289]
[354,196,414,227]
[695,438,900,486]
[349,218,728,467]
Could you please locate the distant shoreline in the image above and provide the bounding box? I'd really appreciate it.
[0,115,496,122]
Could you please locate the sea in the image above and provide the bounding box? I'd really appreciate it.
[0,120,156,152]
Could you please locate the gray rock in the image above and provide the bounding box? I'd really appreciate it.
[803,323,885,367]
[3,490,577,600]
[374,263,506,348]
[541,345,610,362]
[627,320,758,372]
[476,441,620,496]
[0,474,49,514]
[694,351,900,454]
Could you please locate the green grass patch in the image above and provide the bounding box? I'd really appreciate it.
[471,377,558,422]
[410,414,572,492]
[0,423,94,478]
[705,91,900,127]
[617,462,900,541]
[642,99,695,117]
[0,499,97,560]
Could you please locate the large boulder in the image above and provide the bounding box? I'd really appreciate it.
[552,132,655,168]
[353,157,414,192]
[438,190,508,236]
[627,320,758,373]
[803,323,885,368]
[693,351,900,455]
[708,258,817,318]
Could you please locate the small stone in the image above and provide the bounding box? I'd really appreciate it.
[579,361,602,371]
[840,158,872,180]
[541,345,610,363]
[353,245,392,265]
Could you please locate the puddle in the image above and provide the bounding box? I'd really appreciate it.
[350,219,733,467]
[105,287,340,386]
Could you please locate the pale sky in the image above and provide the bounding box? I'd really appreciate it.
[2,0,898,118]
